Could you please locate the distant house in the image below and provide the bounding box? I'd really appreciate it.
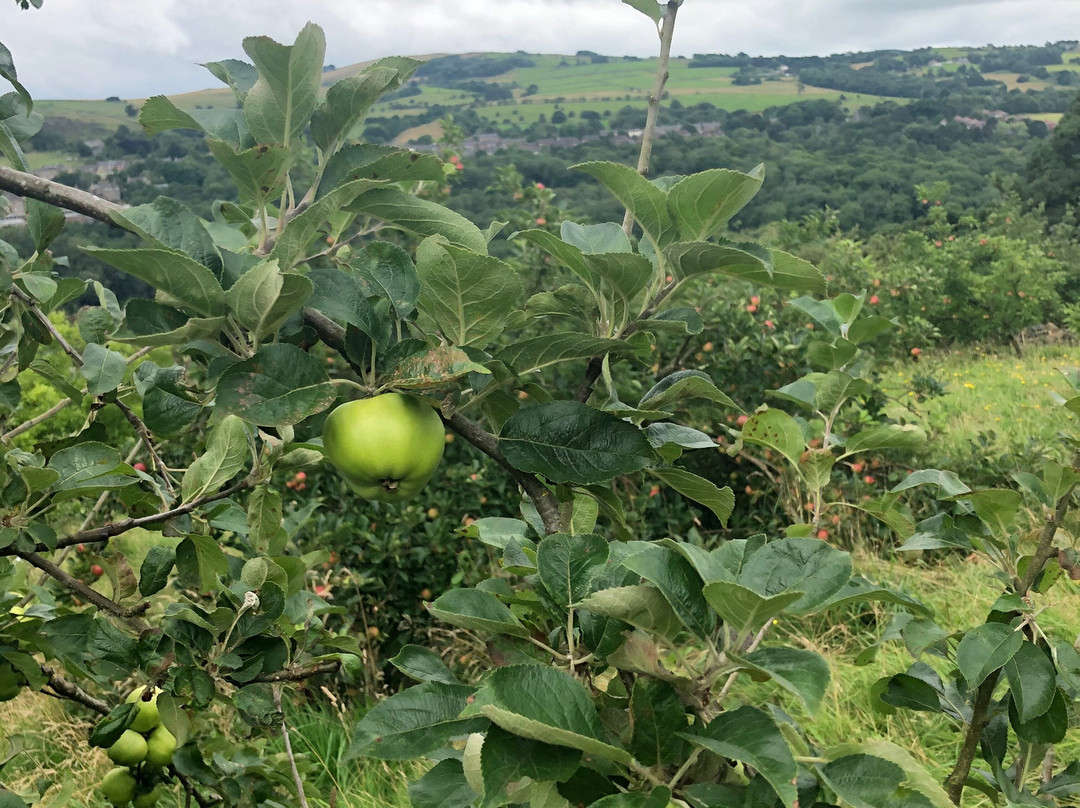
[88,181,122,203]
[954,115,986,129]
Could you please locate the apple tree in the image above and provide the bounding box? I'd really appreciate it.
[0,2,1078,807]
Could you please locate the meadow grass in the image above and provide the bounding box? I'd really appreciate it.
[885,342,1080,474]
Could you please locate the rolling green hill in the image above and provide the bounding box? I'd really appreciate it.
[23,41,1079,155]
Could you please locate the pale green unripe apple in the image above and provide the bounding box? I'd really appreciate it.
[125,685,161,733]
[133,785,161,808]
[144,723,177,768]
[101,767,137,805]
[107,730,148,766]
[322,393,445,503]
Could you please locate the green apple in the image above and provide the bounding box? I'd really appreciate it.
[101,767,137,805]
[107,730,148,767]
[125,685,161,733]
[0,663,21,701]
[322,393,445,503]
[144,723,177,768]
[132,786,161,808]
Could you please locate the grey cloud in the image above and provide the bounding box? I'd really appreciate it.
[0,0,1075,99]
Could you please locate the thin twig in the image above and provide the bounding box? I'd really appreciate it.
[113,398,177,496]
[1,396,73,441]
[251,660,340,684]
[11,286,82,365]
[621,0,681,236]
[1,478,256,556]
[40,665,110,713]
[274,685,311,808]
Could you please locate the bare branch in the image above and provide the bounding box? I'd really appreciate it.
[1,396,73,441]
[113,397,177,496]
[251,660,340,683]
[41,665,110,714]
[274,685,311,808]
[0,165,123,225]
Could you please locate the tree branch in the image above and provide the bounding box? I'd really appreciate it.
[251,660,340,683]
[1,478,256,556]
[1,395,73,441]
[273,685,311,808]
[13,549,151,631]
[41,665,110,714]
[112,397,177,496]
[0,164,121,225]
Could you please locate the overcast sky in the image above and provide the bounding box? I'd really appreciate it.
[1,0,1077,100]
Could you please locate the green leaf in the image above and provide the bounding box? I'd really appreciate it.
[79,343,127,396]
[741,409,805,470]
[416,239,522,348]
[639,370,739,412]
[216,343,336,426]
[88,703,137,748]
[175,534,229,593]
[572,161,673,250]
[575,585,683,640]
[478,665,632,765]
[1011,688,1068,744]
[0,42,32,109]
[311,59,421,152]
[319,144,447,196]
[621,0,662,23]
[114,197,222,275]
[408,758,477,808]
[890,469,971,497]
[497,333,632,377]
[271,179,379,271]
[682,706,797,807]
[500,401,654,485]
[348,188,487,253]
[1004,641,1057,722]
[225,259,312,342]
[382,345,487,389]
[667,165,765,240]
[814,575,931,616]
[348,681,487,760]
[305,266,383,343]
[181,414,249,502]
[82,247,225,318]
[243,23,325,145]
[137,364,203,439]
[203,58,258,102]
[818,753,938,808]
[561,221,632,254]
[953,489,1022,537]
[428,589,530,638]
[740,646,830,715]
[738,538,851,613]
[139,545,176,597]
[621,545,714,638]
[26,199,65,253]
[350,240,420,319]
[537,533,608,609]
[390,645,459,685]
[118,299,226,348]
[28,359,84,402]
[206,139,290,207]
[843,425,926,456]
[878,673,945,714]
[703,582,802,636]
[479,726,581,808]
[648,468,734,525]
[630,678,689,766]
[139,96,252,149]
[47,443,137,501]
[956,623,1023,689]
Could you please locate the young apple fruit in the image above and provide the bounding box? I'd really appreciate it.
[322,393,445,503]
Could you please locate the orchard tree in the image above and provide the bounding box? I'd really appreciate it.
[0,2,1079,807]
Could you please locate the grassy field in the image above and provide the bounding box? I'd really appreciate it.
[887,343,1080,472]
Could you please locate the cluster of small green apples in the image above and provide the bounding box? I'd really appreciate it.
[100,687,177,807]
[0,659,28,701]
